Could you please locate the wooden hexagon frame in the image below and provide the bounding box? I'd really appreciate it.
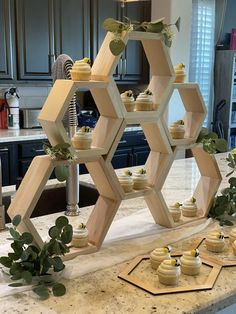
[162,83,207,147]
[118,254,221,295]
[7,30,222,257]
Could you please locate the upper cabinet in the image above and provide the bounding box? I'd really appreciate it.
[16,0,89,80]
[92,0,151,83]
[0,0,151,82]
[0,0,16,80]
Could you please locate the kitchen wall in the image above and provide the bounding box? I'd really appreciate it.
[151,0,192,125]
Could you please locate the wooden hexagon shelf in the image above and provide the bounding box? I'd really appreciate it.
[7,29,222,257]
[162,83,207,146]
[118,254,221,295]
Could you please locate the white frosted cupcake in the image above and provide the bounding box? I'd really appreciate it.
[118,170,133,193]
[70,57,91,81]
[71,223,89,248]
[133,168,148,190]
[121,90,135,112]
[229,228,236,244]
[180,196,197,217]
[169,120,185,139]
[174,63,186,83]
[180,249,202,276]
[72,126,92,150]
[150,246,172,270]
[205,231,225,253]
[135,89,153,111]
[168,202,181,222]
[157,258,181,286]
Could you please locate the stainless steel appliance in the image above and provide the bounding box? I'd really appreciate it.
[20,108,41,129]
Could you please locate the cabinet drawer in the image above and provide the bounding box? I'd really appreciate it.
[0,147,10,186]
[119,131,147,148]
[18,142,45,158]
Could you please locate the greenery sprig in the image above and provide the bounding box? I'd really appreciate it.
[196,127,227,154]
[43,142,75,182]
[103,16,181,56]
[0,215,73,299]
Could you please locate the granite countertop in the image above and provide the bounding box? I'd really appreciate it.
[0,153,235,314]
[0,126,142,143]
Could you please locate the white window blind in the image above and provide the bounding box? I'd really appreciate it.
[189,0,215,127]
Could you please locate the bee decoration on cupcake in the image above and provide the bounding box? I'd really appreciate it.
[191,249,200,257]
[78,223,86,229]
[171,258,180,267]
[173,202,181,208]
[81,57,91,65]
[125,90,133,98]
[138,168,146,175]
[124,170,132,176]
[190,196,196,203]
[176,119,185,125]
[81,126,91,133]
[144,89,153,96]
[163,245,172,253]
[216,231,224,239]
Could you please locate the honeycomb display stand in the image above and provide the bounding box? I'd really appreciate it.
[7,30,222,260]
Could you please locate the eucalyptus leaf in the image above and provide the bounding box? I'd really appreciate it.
[21,232,33,245]
[33,284,50,299]
[49,226,60,239]
[55,216,69,230]
[55,165,69,182]
[61,224,73,244]
[175,17,181,32]
[22,271,32,284]
[51,257,65,272]
[0,256,13,268]
[12,215,21,227]
[8,282,24,287]
[215,138,227,152]
[52,283,66,297]
[109,39,125,56]
[103,18,122,32]
[9,228,20,240]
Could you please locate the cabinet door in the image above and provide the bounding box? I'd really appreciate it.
[54,0,90,62]
[120,2,150,83]
[0,147,10,186]
[16,0,54,80]
[0,0,16,80]
[112,148,133,169]
[92,0,120,79]
[133,146,150,166]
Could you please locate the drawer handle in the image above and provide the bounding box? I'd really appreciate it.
[0,148,9,152]
[119,140,127,145]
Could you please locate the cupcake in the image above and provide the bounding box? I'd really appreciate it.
[205,231,225,253]
[174,63,186,83]
[133,168,148,190]
[72,126,92,150]
[135,89,153,111]
[71,223,89,248]
[180,249,202,276]
[118,170,133,193]
[157,258,181,286]
[229,228,236,244]
[232,240,236,256]
[168,202,181,222]
[150,246,172,270]
[169,119,185,139]
[121,90,135,112]
[70,57,91,81]
[180,196,198,217]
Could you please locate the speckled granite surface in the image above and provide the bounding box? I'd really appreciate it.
[0,153,236,314]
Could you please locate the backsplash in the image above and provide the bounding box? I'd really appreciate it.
[0,84,51,109]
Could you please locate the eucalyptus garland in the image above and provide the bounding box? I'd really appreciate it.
[103,16,181,56]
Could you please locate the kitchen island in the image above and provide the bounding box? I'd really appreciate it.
[0,153,235,314]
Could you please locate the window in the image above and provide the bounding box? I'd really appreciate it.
[189,0,215,127]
